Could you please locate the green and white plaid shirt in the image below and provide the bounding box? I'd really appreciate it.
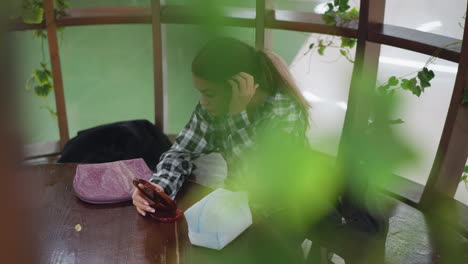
[149,91,308,198]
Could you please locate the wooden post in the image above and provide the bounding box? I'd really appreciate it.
[151,0,165,131]
[264,0,274,50]
[337,0,386,154]
[421,2,468,201]
[255,0,266,49]
[44,0,69,148]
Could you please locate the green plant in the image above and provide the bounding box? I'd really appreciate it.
[303,0,358,63]
[463,89,468,104]
[21,0,70,118]
[461,166,468,191]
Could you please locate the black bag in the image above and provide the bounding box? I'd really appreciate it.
[58,120,172,170]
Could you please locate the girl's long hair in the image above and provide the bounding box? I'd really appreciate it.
[192,37,310,125]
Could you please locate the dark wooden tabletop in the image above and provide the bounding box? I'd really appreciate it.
[29,163,468,264]
[30,163,274,264]
[30,163,214,264]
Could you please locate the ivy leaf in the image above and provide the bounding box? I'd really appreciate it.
[334,0,339,6]
[340,37,356,49]
[340,49,347,57]
[21,2,44,24]
[34,83,53,97]
[423,67,435,79]
[464,166,468,173]
[377,84,389,95]
[347,8,360,19]
[309,43,315,50]
[417,67,435,90]
[55,0,71,9]
[462,175,467,181]
[25,75,35,91]
[322,11,336,25]
[389,119,405,125]
[33,69,50,86]
[318,46,326,55]
[388,76,399,87]
[33,29,47,40]
[462,89,468,104]
[401,78,422,97]
[318,39,326,55]
[338,3,351,12]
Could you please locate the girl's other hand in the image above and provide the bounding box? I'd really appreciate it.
[227,72,259,114]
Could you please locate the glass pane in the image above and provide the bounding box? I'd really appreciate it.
[10,30,60,145]
[164,24,256,134]
[385,0,467,39]
[376,45,457,186]
[275,0,347,13]
[273,29,355,156]
[165,0,255,8]
[59,24,154,137]
[455,160,468,205]
[67,0,150,7]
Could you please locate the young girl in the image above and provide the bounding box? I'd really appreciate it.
[132,37,310,216]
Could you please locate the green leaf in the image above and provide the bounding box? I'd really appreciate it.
[55,0,71,9]
[388,76,399,86]
[417,67,435,91]
[34,83,53,97]
[389,119,405,125]
[318,46,326,55]
[25,75,35,91]
[322,11,336,25]
[33,69,50,86]
[423,67,435,80]
[340,37,356,49]
[462,89,468,104]
[377,85,389,95]
[317,40,326,55]
[21,2,44,24]
[348,8,359,20]
[464,166,468,173]
[338,3,351,12]
[333,0,339,6]
[33,29,47,39]
[340,49,347,57]
[401,78,416,90]
[462,175,468,181]
[309,43,315,50]
[401,77,422,97]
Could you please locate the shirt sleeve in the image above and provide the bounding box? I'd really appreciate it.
[149,104,214,199]
[224,111,255,157]
[224,102,308,159]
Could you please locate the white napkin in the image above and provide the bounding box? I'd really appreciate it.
[184,188,252,250]
[192,153,228,189]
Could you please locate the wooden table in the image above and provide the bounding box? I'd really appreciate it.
[30,163,467,264]
[31,163,282,264]
[31,163,212,263]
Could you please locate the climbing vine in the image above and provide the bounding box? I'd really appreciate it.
[310,0,467,107]
[461,166,468,191]
[21,0,70,118]
[303,0,358,63]
[315,1,468,192]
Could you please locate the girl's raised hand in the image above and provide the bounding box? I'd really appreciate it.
[227,72,259,114]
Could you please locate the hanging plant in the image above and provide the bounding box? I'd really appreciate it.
[463,89,468,104]
[301,0,358,63]
[314,1,468,114]
[461,166,468,191]
[21,0,70,119]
